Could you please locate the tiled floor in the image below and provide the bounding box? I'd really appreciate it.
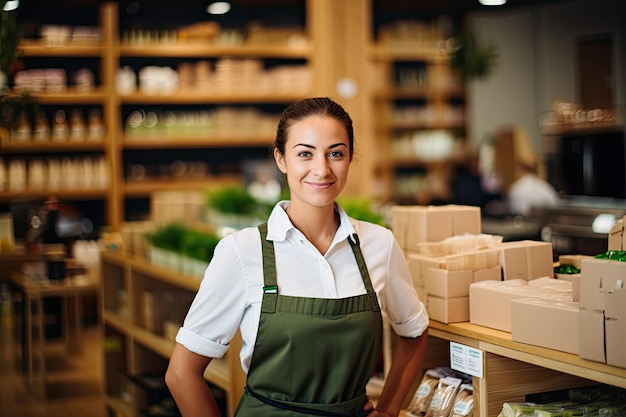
[0,308,106,417]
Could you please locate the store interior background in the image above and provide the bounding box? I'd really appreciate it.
[1,0,625,415]
[3,0,625,253]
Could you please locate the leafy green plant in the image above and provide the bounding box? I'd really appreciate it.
[146,223,188,252]
[181,230,221,261]
[206,186,258,215]
[450,31,498,81]
[0,5,39,130]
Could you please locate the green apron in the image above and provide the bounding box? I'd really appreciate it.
[234,223,383,417]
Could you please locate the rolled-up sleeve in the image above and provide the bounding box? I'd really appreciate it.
[380,229,429,338]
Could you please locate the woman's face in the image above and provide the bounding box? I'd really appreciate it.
[274,115,351,211]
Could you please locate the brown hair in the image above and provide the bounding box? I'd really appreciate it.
[271,97,354,161]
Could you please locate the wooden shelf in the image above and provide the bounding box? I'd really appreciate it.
[18,41,106,57]
[0,140,105,153]
[0,189,108,201]
[369,46,449,62]
[101,250,246,417]
[119,42,312,58]
[119,91,310,105]
[123,176,242,196]
[427,320,626,417]
[123,134,274,149]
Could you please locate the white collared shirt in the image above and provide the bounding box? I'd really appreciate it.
[176,201,428,373]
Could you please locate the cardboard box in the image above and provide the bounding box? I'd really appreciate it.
[558,254,592,271]
[604,284,626,369]
[528,277,573,300]
[391,205,481,252]
[469,279,571,332]
[511,297,579,354]
[499,240,554,281]
[407,248,501,288]
[607,218,624,251]
[427,295,469,324]
[579,258,625,311]
[578,308,606,363]
[424,268,473,298]
[473,264,502,282]
[407,253,441,288]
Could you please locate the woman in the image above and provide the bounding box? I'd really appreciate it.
[165,97,429,417]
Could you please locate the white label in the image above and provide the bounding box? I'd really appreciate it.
[449,342,484,378]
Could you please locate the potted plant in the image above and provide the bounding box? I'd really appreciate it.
[0,1,38,139]
[449,30,498,81]
[146,223,188,269]
[180,230,220,277]
[205,185,266,232]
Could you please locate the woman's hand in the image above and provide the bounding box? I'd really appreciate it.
[362,395,393,416]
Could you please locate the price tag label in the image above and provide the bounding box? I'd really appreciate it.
[449,342,483,378]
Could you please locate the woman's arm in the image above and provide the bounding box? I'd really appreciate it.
[166,343,222,417]
[372,329,429,417]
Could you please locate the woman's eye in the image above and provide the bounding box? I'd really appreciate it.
[298,151,312,158]
[329,151,344,159]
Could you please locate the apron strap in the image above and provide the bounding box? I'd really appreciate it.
[258,223,278,313]
[347,234,380,312]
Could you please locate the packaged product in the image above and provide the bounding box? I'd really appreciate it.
[448,384,474,417]
[406,368,452,415]
[424,376,463,417]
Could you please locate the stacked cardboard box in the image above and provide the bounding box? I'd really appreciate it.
[579,258,626,367]
[392,205,502,323]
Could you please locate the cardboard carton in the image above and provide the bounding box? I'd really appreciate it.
[469,279,572,332]
[499,240,554,281]
[391,205,481,252]
[604,284,626,369]
[511,297,579,354]
[473,264,502,283]
[579,308,606,363]
[427,295,469,324]
[558,254,592,270]
[607,217,624,251]
[424,268,473,298]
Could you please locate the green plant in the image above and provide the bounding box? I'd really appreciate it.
[0,3,38,130]
[206,186,259,216]
[146,223,188,252]
[450,31,498,81]
[181,230,220,261]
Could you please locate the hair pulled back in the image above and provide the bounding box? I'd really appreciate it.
[271,97,354,161]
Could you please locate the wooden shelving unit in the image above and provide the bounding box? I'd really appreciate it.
[1,1,318,231]
[100,250,246,417]
[427,320,626,417]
